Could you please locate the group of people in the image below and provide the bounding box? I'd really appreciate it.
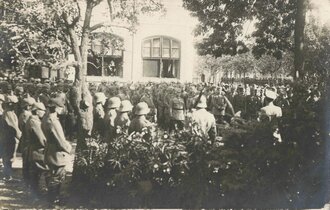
[0,80,72,206]
[0,75,322,207]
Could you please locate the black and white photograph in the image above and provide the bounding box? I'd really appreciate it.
[0,0,329,208]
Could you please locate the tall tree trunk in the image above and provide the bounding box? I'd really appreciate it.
[294,0,307,80]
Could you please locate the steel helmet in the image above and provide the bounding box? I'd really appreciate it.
[135,102,150,115]
[118,100,133,112]
[106,97,121,109]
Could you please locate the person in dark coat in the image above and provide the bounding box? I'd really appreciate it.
[18,97,35,187]
[26,102,48,198]
[0,94,4,165]
[41,97,72,206]
[1,95,22,181]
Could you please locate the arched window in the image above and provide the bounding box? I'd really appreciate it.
[142,36,180,78]
[87,33,124,77]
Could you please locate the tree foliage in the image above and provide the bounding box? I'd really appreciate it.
[183,0,296,59]
[182,0,309,78]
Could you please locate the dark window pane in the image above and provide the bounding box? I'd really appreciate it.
[103,56,123,77]
[143,59,159,77]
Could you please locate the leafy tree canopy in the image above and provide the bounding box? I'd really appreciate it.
[182,0,298,59]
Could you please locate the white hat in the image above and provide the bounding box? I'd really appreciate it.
[264,90,277,100]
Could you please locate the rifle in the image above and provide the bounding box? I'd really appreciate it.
[193,86,206,109]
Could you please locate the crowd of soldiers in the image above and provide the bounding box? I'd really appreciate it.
[0,75,322,207]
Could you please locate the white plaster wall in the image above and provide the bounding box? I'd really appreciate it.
[88,0,197,82]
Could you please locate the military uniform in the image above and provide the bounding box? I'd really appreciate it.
[169,96,185,132]
[19,109,32,185]
[128,115,151,134]
[129,102,152,134]
[26,114,48,196]
[42,110,72,204]
[1,103,21,179]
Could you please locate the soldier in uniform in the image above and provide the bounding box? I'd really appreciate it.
[129,102,152,134]
[0,94,5,167]
[104,97,121,142]
[191,95,217,141]
[232,85,247,119]
[114,100,133,132]
[169,92,186,132]
[18,97,35,187]
[140,87,157,123]
[93,92,107,137]
[246,88,262,121]
[25,102,48,198]
[0,95,21,181]
[209,87,235,124]
[41,97,72,206]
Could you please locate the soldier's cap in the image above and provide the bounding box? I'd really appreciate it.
[264,90,277,100]
[48,97,65,108]
[0,94,5,102]
[106,97,121,109]
[32,102,46,111]
[196,95,207,108]
[135,102,150,115]
[5,95,18,104]
[23,97,36,106]
[118,100,133,112]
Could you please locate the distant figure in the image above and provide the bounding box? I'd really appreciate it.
[209,87,235,124]
[259,89,282,142]
[169,94,185,132]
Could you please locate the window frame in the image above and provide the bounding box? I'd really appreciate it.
[142,36,181,78]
